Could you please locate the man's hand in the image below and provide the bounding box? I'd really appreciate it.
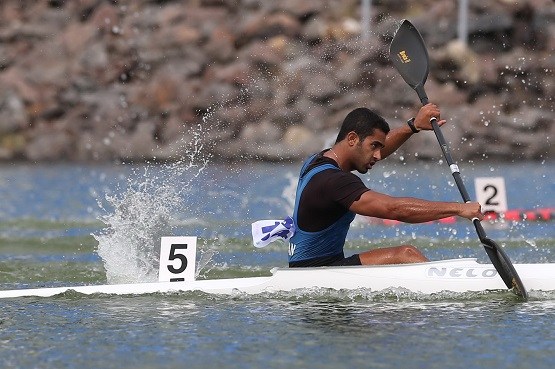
[458,202,484,221]
[414,103,446,131]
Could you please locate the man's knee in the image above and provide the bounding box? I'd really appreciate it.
[396,245,427,262]
[397,244,418,255]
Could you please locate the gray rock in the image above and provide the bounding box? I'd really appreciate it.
[0,0,551,163]
[24,128,73,162]
[0,89,27,134]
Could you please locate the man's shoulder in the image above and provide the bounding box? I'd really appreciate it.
[302,152,365,187]
[303,155,338,175]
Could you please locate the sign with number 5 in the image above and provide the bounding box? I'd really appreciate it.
[474,177,508,213]
[158,237,197,282]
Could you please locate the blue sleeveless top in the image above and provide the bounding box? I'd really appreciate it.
[288,154,356,263]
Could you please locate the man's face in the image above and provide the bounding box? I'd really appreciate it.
[352,130,386,174]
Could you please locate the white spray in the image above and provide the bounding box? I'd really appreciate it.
[93,126,210,284]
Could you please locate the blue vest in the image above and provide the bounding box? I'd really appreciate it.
[288,155,356,262]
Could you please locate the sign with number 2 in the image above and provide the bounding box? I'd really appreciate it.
[474,177,508,213]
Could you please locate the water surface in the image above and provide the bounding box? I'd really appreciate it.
[0,161,554,368]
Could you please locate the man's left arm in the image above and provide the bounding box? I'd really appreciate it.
[381,103,446,159]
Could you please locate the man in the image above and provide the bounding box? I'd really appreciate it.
[288,103,483,267]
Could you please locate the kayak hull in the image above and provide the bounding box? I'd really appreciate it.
[1,258,554,299]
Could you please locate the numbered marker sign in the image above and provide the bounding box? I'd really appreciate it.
[474,177,508,213]
[159,237,197,282]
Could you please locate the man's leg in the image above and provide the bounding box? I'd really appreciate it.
[359,245,428,265]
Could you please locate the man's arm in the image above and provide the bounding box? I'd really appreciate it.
[380,124,415,159]
[350,190,483,223]
[381,103,446,159]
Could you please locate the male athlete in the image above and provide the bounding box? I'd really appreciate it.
[288,104,484,267]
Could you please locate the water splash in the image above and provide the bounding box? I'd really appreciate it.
[93,126,210,284]
[281,172,297,215]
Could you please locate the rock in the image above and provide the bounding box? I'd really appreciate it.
[204,25,236,63]
[302,16,330,43]
[159,115,186,144]
[90,3,120,34]
[24,127,73,162]
[271,106,304,129]
[240,120,282,144]
[305,73,339,102]
[0,133,26,160]
[238,124,323,161]
[446,41,481,84]
[281,125,322,155]
[79,42,110,81]
[422,79,468,107]
[130,69,179,114]
[75,131,112,162]
[336,57,363,86]
[239,12,302,45]
[0,43,13,70]
[0,89,27,134]
[499,107,553,132]
[110,121,158,161]
[60,22,98,57]
[279,0,322,18]
[0,0,551,163]
[211,61,252,86]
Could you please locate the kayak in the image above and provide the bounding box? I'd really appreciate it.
[1,258,554,299]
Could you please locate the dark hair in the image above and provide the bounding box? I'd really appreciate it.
[335,108,390,143]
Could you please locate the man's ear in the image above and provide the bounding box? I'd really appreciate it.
[346,131,359,147]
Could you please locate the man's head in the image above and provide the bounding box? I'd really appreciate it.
[335,108,390,144]
[335,108,390,174]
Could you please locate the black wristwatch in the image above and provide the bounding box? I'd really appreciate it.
[407,117,419,133]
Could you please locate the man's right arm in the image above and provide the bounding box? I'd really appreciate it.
[349,190,483,223]
[380,104,446,160]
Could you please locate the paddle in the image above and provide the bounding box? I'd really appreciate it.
[389,19,527,300]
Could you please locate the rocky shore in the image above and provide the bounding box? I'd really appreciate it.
[0,0,553,163]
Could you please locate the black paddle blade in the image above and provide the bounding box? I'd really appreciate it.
[482,238,528,299]
[474,220,527,299]
[389,20,430,103]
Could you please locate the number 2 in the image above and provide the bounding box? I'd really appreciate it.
[474,177,507,213]
[483,185,499,206]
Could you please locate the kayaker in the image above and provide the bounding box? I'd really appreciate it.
[288,104,484,267]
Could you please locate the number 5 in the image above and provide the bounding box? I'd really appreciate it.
[167,244,188,274]
[159,237,197,282]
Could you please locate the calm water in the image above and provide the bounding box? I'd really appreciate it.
[0,160,554,369]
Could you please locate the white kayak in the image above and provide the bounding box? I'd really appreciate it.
[1,258,555,299]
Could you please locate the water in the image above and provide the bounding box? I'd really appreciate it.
[0,160,554,369]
